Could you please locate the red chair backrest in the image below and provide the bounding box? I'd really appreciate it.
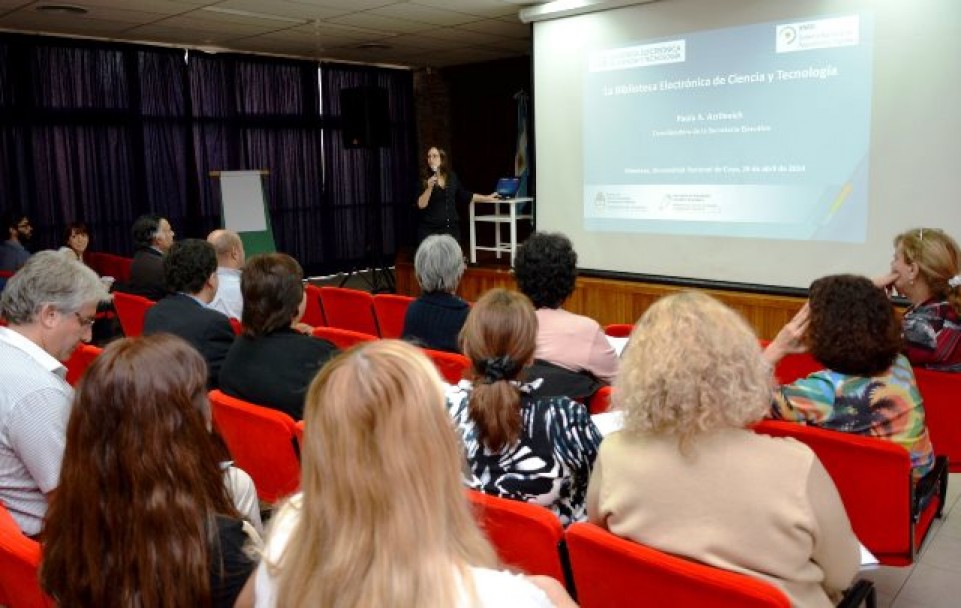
[423,348,471,384]
[914,367,961,472]
[311,326,377,350]
[758,340,822,384]
[753,419,924,566]
[566,523,790,608]
[294,420,305,448]
[208,390,300,504]
[112,291,155,337]
[604,323,633,338]
[302,284,327,328]
[466,490,568,584]
[0,270,15,279]
[318,287,379,335]
[64,343,103,386]
[227,317,242,335]
[0,502,54,608]
[372,294,414,339]
[588,386,613,415]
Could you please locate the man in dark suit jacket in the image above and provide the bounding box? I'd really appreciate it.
[143,239,234,388]
[126,214,175,301]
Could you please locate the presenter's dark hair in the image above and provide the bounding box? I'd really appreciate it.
[807,274,901,376]
[132,213,163,248]
[515,231,578,309]
[40,333,239,607]
[241,253,305,337]
[424,146,450,181]
[163,239,217,294]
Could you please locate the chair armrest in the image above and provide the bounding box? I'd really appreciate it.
[837,579,876,608]
[913,455,949,518]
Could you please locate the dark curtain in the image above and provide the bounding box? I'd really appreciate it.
[320,64,418,267]
[0,33,417,276]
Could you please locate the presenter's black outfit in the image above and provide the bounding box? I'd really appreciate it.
[418,171,474,244]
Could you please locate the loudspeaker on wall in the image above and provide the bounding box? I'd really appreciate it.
[341,86,390,148]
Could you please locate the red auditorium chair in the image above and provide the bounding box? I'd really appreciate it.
[208,390,300,504]
[0,502,54,608]
[566,522,791,608]
[318,286,379,335]
[588,385,613,415]
[914,367,961,472]
[311,326,377,350]
[302,284,327,328]
[757,339,822,384]
[466,490,569,585]
[372,294,415,339]
[423,348,471,384]
[64,343,103,386]
[227,317,242,335]
[604,323,633,338]
[754,419,948,566]
[112,291,155,337]
[294,420,305,448]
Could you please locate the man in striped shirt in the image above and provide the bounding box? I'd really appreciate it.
[0,251,109,536]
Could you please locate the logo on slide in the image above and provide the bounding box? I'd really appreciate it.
[778,26,798,47]
[594,192,607,209]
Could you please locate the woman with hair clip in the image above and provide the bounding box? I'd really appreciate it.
[238,340,574,608]
[416,146,499,244]
[875,227,961,371]
[41,334,257,608]
[447,288,602,526]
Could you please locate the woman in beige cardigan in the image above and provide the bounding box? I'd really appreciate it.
[587,291,860,608]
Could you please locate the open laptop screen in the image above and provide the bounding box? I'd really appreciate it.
[495,177,520,198]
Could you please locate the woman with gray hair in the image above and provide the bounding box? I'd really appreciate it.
[587,291,859,607]
[402,234,469,353]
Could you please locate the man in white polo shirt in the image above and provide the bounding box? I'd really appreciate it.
[0,251,109,536]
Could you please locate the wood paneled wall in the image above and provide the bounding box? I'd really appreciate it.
[395,261,807,340]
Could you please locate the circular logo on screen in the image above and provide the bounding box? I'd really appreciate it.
[779,26,797,46]
[594,192,606,210]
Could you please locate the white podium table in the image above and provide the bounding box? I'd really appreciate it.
[469,197,534,266]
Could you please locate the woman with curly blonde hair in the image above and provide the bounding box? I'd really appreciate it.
[588,291,859,608]
[240,339,574,608]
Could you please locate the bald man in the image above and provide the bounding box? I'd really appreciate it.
[206,229,245,320]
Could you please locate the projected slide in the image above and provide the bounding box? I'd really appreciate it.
[583,14,873,242]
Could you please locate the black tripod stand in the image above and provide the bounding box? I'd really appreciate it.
[338,146,395,293]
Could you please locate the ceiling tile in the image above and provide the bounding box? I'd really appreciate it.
[412,0,518,19]
[457,17,529,38]
[366,2,480,27]
[326,12,434,35]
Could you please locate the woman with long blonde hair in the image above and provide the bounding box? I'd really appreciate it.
[242,340,572,607]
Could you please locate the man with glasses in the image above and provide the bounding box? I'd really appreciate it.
[0,251,109,536]
[0,209,33,273]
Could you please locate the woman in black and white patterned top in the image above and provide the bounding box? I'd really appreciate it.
[446,288,602,525]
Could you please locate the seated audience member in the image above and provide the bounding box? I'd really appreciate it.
[589,291,859,608]
[219,253,338,420]
[875,227,961,371]
[126,213,175,300]
[402,234,470,352]
[207,228,245,320]
[447,288,601,525]
[0,209,33,273]
[0,251,108,536]
[237,339,572,608]
[515,231,618,384]
[766,274,935,480]
[57,221,90,263]
[41,334,257,608]
[143,239,234,388]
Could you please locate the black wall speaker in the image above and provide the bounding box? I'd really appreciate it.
[341,86,390,149]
